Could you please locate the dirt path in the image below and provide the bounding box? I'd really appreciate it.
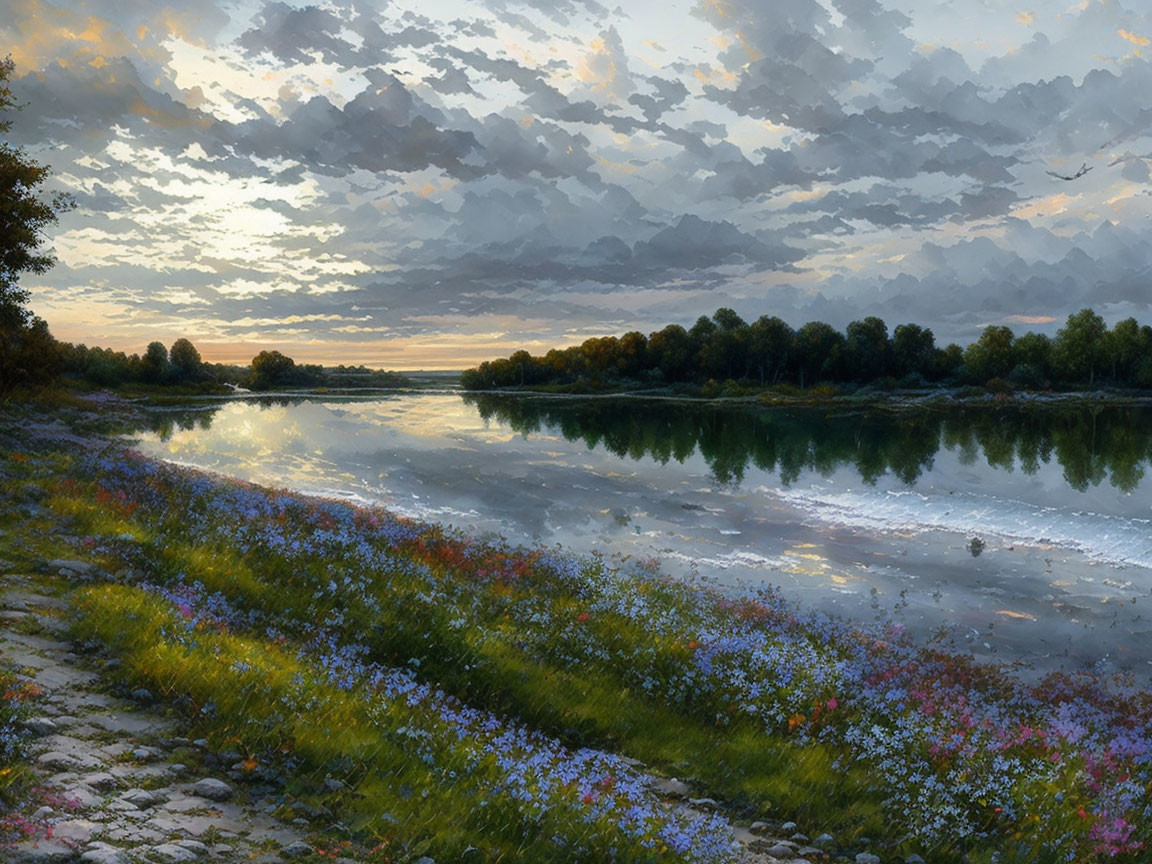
[0,571,325,864]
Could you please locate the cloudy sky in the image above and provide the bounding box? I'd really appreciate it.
[5,0,1152,368]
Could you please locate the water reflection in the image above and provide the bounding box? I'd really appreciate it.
[463,394,1152,492]
[129,394,1152,675]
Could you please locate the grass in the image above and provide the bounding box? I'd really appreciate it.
[2,425,1151,862]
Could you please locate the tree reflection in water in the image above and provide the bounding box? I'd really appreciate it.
[463,394,1152,492]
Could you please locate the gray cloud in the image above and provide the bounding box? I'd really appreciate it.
[7,0,1152,359]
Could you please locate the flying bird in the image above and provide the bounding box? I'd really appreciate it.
[1046,162,1094,182]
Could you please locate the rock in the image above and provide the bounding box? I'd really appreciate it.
[11,839,77,862]
[766,844,796,859]
[167,763,187,775]
[120,788,163,808]
[80,844,129,864]
[86,772,119,791]
[23,717,57,736]
[813,834,835,847]
[652,777,691,797]
[46,559,95,576]
[130,688,153,703]
[413,858,436,864]
[780,821,798,832]
[749,821,771,833]
[132,746,162,761]
[283,840,313,858]
[791,833,810,843]
[190,778,233,801]
[856,855,881,864]
[151,843,200,862]
[36,751,85,770]
[175,840,209,855]
[51,818,104,844]
[62,785,105,810]
[905,856,926,864]
[687,796,718,808]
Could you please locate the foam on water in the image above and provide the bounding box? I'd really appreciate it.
[765,485,1152,571]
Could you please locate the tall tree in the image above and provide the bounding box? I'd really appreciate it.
[793,321,844,388]
[963,326,1016,383]
[747,315,794,386]
[0,55,73,392]
[169,337,204,383]
[845,317,891,382]
[891,323,936,380]
[1053,309,1108,385]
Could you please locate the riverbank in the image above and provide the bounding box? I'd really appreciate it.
[459,381,1152,410]
[1,402,1150,862]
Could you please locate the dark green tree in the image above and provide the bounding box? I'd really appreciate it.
[891,323,936,380]
[248,350,296,390]
[963,325,1016,384]
[509,349,533,386]
[845,317,890,382]
[1106,317,1144,385]
[169,337,204,383]
[793,321,844,388]
[1053,308,1108,385]
[747,315,794,386]
[1011,331,1052,389]
[142,340,170,383]
[647,324,692,381]
[0,55,73,393]
[616,331,648,378]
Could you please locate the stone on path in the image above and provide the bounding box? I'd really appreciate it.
[45,559,96,576]
[284,839,314,858]
[10,839,78,863]
[80,844,130,864]
[190,777,234,801]
[119,787,164,808]
[23,717,57,736]
[151,842,201,862]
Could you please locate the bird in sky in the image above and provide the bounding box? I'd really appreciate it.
[1046,162,1094,181]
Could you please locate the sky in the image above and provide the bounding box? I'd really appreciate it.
[4,0,1152,369]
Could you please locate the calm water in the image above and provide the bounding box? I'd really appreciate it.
[132,394,1152,677]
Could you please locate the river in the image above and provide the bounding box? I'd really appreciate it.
[131,392,1152,679]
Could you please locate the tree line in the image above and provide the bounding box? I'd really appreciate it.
[460,308,1152,393]
[44,342,407,392]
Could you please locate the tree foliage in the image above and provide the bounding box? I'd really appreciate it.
[461,307,1152,394]
[0,55,73,393]
[246,349,323,390]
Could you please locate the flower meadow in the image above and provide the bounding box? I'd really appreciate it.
[11,445,1152,862]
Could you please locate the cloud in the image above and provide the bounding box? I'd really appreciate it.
[7,0,1152,360]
